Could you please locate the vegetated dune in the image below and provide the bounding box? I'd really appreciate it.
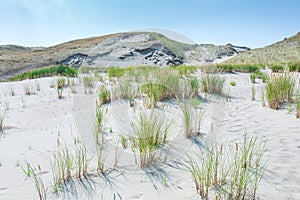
[0,67,300,199]
[0,32,248,81]
[223,32,300,66]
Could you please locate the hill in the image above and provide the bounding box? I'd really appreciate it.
[223,32,300,66]
[0,32,248,80]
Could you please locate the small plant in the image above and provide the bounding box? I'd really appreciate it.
[70,79,77,93]
[181,101,204,137]
[188,134,267,199]
[83,76,94,94]
[24,84,34,95]
[251,85,256,101]
[35,81,41,92]
[97,145,106,173]
[229,81,236,86]
[131,110,171,167]
[22,163,47,200]
[56,77,65,99]
[98,85,111,106]
[9,86,15,96]
[120,135,128,148]
[15,160,20,167]
[95,106,107,144]
[250,73,256,83]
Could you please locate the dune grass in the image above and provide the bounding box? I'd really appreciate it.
[98,85,111,106]
[217,64,261,73]
[181,100,204,138]
[200,73,225,94]
[22,163,47,200]
[131,110,171,167]
[265,73,296,109]
[56,77,66,99]
[11,65,77,81]
[188,135,267,199]
[95,106,107,144]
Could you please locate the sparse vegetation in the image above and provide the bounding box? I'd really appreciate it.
[56,77,66,99]
[200,73,225,94]
[98,85,111,106]
[83,76,94,94]
[131,110,171,167]
[22,163,46,200]
[11,65,77,81]
[188,135,267,199]
[265,73,295,109]
[95,106,107,143]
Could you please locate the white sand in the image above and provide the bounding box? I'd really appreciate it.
[0,73,300,200]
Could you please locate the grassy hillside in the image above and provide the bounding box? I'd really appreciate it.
[223,32,300,66]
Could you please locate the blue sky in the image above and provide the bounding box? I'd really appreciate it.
[0,0,299,48]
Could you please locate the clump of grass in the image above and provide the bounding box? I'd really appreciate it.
[98,85,111,106]
[181,100,204,138]
[250,73,256,83]
[131,110,171,167]
[35,81,41,92]
[108,66,128,79]
[50,142,74,190]
[171,65,197,75]
[95,106,107,144]
[74,141,90,179]
[265,73,296,109]
[97,145,107,173]
[11,65,77,81]
[9,86,15,96]
[70,79,77,93]
[251,85,256,101]
[188,135,267,199]
[24,84,35,95]
[190,77,200,97]
[217,64,260,73]
[22,163,47,200]
[120,135,128,148]
[83,76,94,94]
[56,77,65,99]
[230,81,236,86]
[200,73,225,94]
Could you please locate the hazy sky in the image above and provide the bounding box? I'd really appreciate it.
[0,0,299,48]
